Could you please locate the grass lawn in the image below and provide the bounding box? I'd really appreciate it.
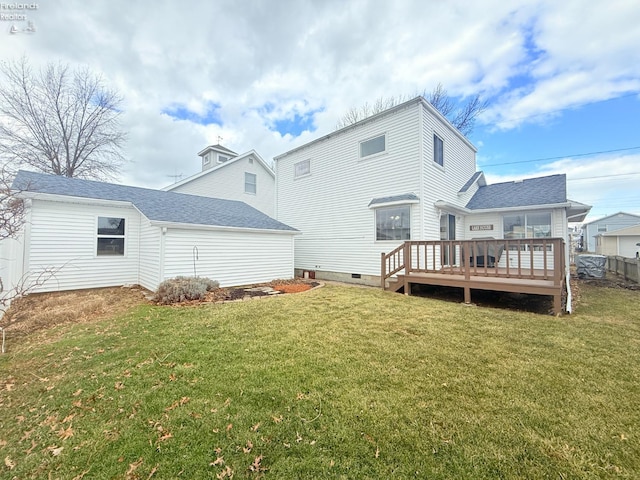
[1,282,639,479]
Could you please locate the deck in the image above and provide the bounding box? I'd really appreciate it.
[381,238,566,314]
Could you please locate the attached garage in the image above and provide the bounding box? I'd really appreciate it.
[2,170,297,294]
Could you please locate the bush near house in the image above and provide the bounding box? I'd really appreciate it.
[153,276,219,304]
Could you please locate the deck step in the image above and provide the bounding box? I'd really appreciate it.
[386,275,405,292]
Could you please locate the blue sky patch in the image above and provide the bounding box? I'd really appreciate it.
[163,101,223,126]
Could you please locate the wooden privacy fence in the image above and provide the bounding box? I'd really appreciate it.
[606,256,640,284]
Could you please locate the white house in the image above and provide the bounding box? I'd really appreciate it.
[165,145,276,217]
[582,212,640,253]
[595,224,640,258]
[274,96,591,288]
[1,170,297,295]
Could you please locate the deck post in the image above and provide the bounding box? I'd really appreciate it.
[404,242,411,296]
[380,252,386,290]
[464,286,471,304]
[553,293,561,316]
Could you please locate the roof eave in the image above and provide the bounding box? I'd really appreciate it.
[148,220,299,235]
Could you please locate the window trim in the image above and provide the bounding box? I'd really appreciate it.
[218,154,230,163]
[359,133,387,159]
[203,154,211,165]
[294,159,311,179]
[374,204,412,242]
[433,133,444,167]
[244,172,257,195]
[96,216,126,257]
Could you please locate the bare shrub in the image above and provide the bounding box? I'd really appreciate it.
[154,276,219,304]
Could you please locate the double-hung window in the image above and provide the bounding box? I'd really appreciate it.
[245,172,257,194]
[433,134,444,166]
[97,217,125,256]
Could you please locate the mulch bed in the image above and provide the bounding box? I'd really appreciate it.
[205,279,320,302]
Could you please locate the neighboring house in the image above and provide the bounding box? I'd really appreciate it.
[595,224,640,258]
[275,96,590,284]
[582,212,640,253]
[1,170,297,295]
[165,144,276,217]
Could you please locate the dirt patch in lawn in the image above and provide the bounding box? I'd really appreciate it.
[1,285,151,338]
[2,279,321,337]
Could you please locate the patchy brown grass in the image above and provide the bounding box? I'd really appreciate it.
[1,286,150,337]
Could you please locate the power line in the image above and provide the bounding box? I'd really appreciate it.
[481,146,640,167]
[568,172,640,182]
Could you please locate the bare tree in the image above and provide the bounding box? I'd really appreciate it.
[336,83,488,136]
[0,57,126,180]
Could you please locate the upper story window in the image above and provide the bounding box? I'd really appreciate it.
[433,134,444,166]
[597,225,607,232]
[503,212,551,239]
[375,205,411,241]
[218,154,230,163]
[245,172,257,194]
[294,159,311,178]
[97,216,125,256]
[360,134,386,158]
[203,154,211,166]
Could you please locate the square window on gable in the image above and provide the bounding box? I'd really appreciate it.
[360,134,386,158]
[294,159,311,178]
[433,134,444,166]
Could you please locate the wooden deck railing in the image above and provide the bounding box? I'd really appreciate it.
[381,238,566,288]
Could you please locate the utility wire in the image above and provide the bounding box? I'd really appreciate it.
[481,146,640,167]
[568,172,640,182]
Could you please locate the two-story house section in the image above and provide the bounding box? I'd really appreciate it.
[274,96,591,290]
[165,145,276,217]
[274,96,478,285]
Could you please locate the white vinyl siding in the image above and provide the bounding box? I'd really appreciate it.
[169,156,275,216]
[162,228,294,287]
[276,102,422,276]
[421,104,477,240]
[138,218,161,291]
[26,200,141,292]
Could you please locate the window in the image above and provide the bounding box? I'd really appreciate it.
[97,217,125,256]
[245,172,257,194]
[203,154,211,165]
[503,212,552,239]
[376,205,411,241]
[433,134,444,166]
[360,134,386,158]
[294,159,311,178]
[218,155,230,163]
[597,225,607,232]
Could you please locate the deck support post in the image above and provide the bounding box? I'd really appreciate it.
[464,286,471,304]
[553,294,561,316]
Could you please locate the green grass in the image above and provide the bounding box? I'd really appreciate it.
[1,283,639,479]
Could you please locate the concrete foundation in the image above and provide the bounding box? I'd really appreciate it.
[295,269,380,287]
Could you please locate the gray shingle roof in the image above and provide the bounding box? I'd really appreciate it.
[368,193,419,207]
[459,171,485,193]
[12,170,297,232]
[465,174,567,210]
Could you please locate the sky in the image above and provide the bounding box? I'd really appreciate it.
[1,0,639,223]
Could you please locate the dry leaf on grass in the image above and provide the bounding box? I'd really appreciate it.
[57,425,74,440]
[4,456,16,470]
